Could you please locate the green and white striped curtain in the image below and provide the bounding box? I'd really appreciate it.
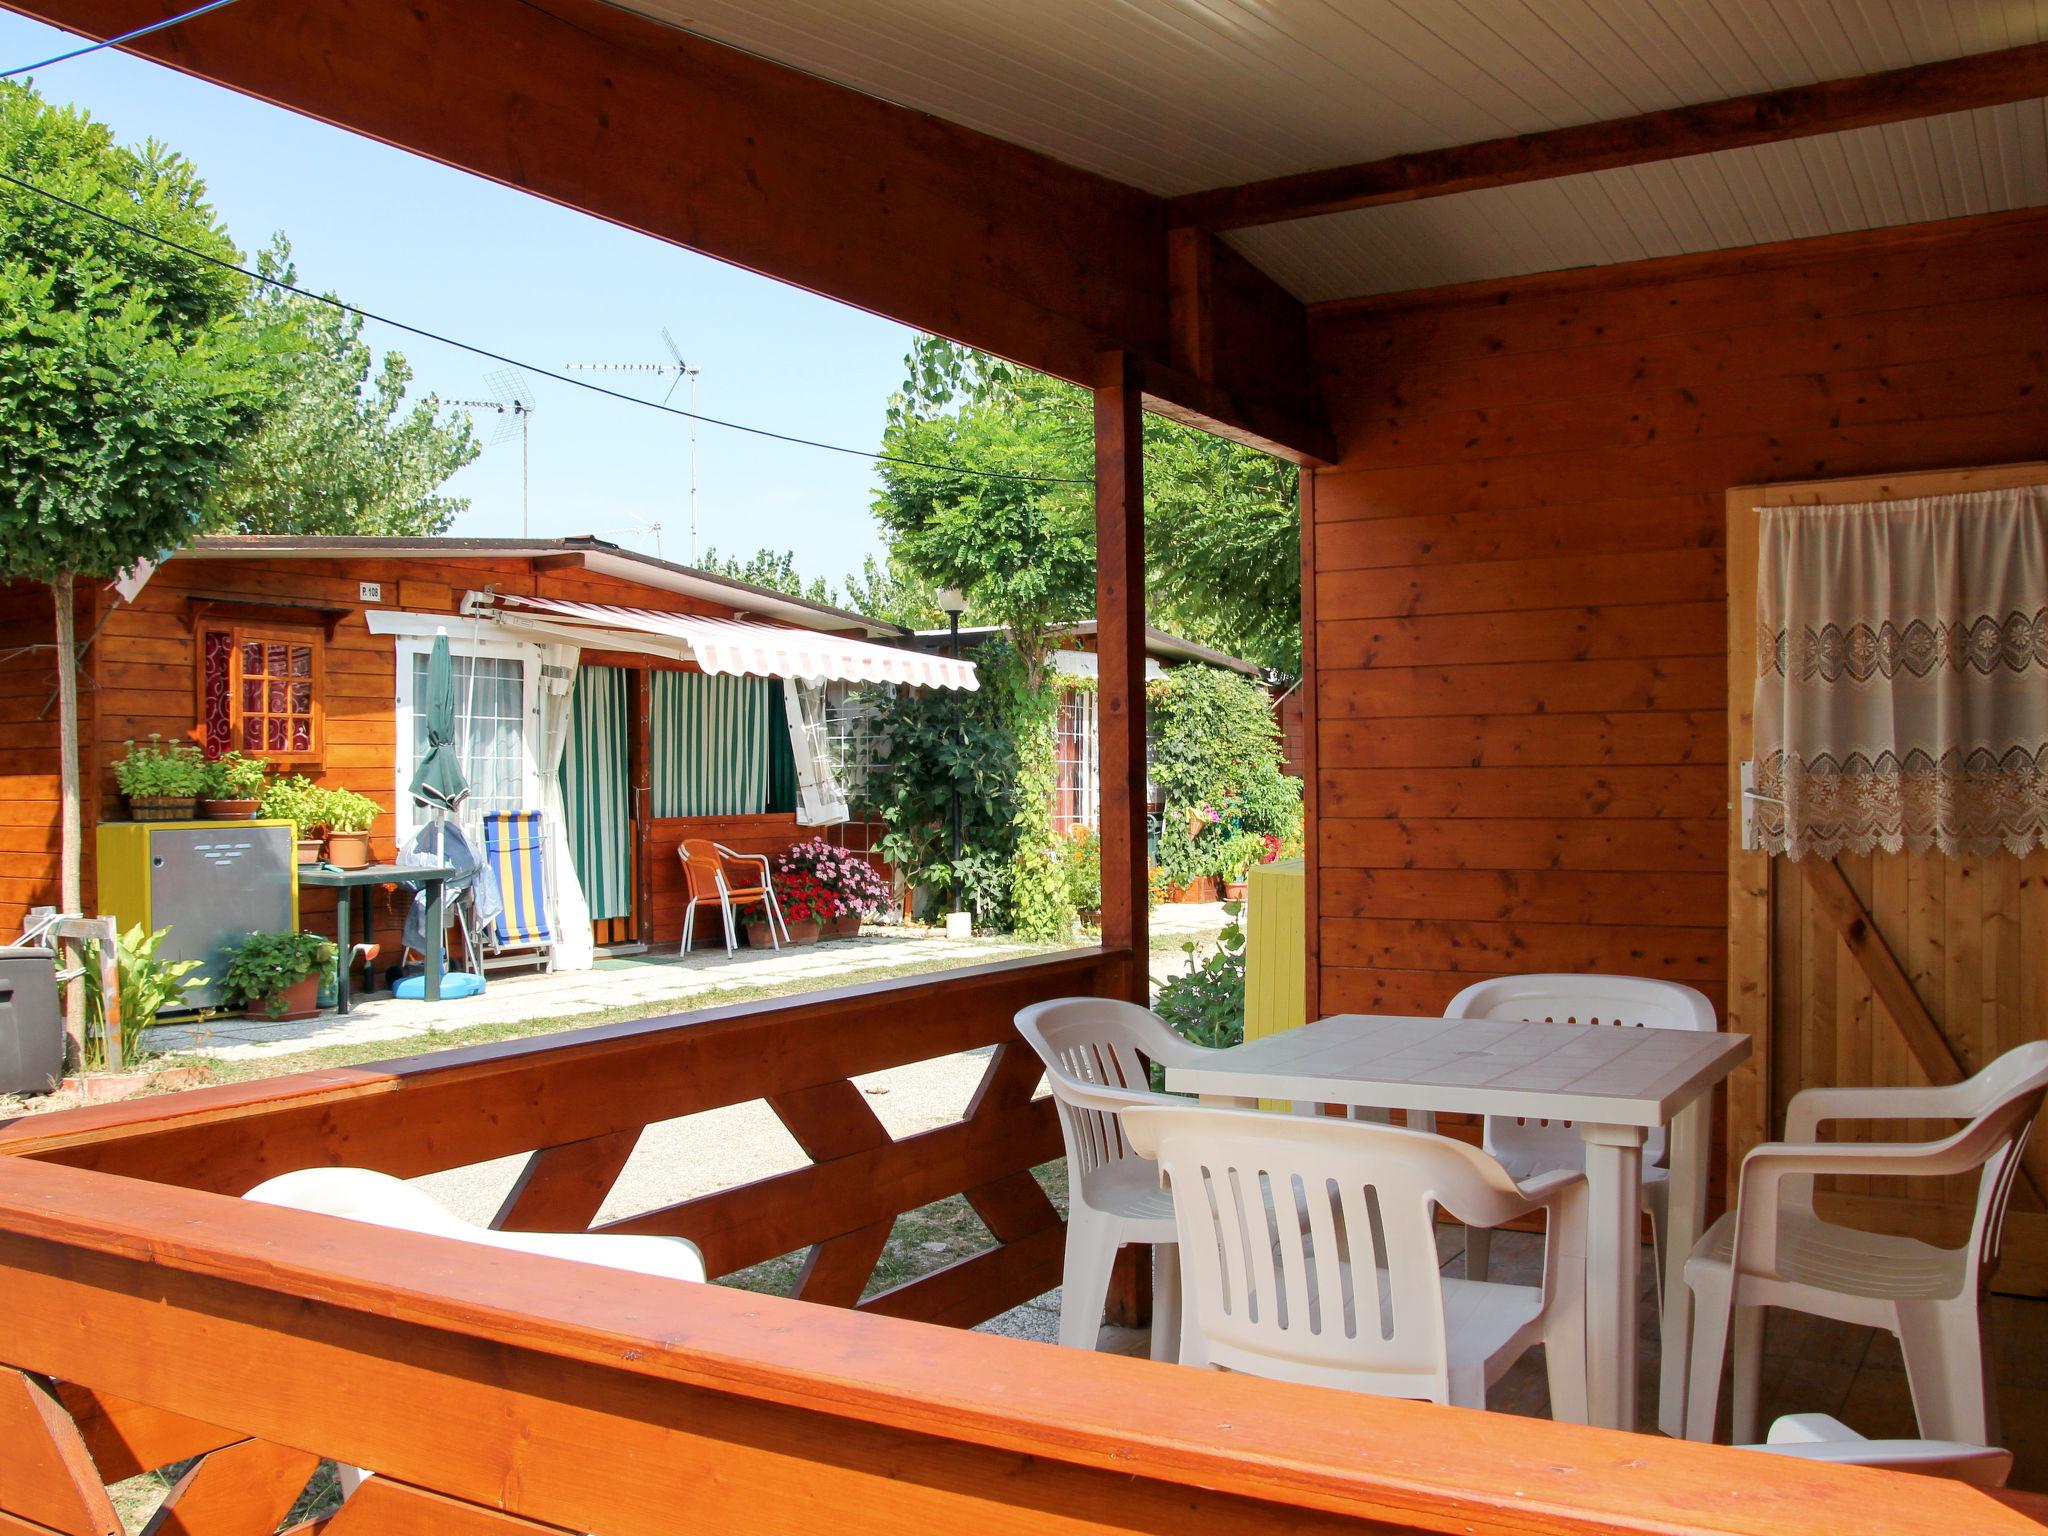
[651,670,772,818]
[562,665,633,920]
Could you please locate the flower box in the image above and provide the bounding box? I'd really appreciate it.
[126,795,198,823]
[824,915,863,940]
[203,798,260,820]
[245,973,321,1023]
[747,918,820,948]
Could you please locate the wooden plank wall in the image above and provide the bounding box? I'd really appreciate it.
[1306,208,2048,1028]
[0,556,884,953]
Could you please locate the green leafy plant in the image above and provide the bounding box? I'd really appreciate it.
[112,736,209,798]
[1060,825,1101,917]
[257,773,325,836]
[1214,829,1274,883]
[80,923,207,1068]
[217,930,335,1017]
[202,749,268,800]
[1153,902,1249,1054]
[314,785,380,834]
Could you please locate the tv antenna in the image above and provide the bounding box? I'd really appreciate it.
[587,510,665,561]
[568,329,701,562]
[448,368,538,537]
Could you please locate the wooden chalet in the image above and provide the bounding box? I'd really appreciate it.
[0,2,2045,1533]
[0,534,941,957]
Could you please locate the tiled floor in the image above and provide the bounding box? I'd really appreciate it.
[1034,1226,2048,1489]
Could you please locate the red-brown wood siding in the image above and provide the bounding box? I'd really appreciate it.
[1307,208,2048,1022]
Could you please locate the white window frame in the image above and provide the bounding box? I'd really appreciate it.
[824,680,892,809]
[392,632,543,846]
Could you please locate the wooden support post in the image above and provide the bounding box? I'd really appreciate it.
[1095,352,1151,1332]
[1094,351,1148,1006]
[1297,470,1320,1026]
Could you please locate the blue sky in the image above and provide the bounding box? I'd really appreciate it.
[1,12,918,590]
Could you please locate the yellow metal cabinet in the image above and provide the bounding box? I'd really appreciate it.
[95,820,299,1009]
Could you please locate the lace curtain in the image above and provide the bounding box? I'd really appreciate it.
[1751,485,2048,860]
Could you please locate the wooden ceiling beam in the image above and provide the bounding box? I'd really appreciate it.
[4,0,1330,461]
[1171,41,2048,231]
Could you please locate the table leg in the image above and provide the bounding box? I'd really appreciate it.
[333,887,353,1017]
[1581,1122,1646,1432]
[1657,1091,1712,1437]
[425,879,445,1003]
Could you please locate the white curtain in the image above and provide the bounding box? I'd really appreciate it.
[1752,485,2048,860]
[538,643,595,970]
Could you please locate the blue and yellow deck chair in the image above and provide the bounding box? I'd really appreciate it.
[481,811,554,971]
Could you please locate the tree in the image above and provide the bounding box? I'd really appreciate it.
[208,237,479,535]
[0,82,267,1056]
[840,552,945,630]
[698,545,838,606]
[873,339,1100,940]
[869,336,1301,674]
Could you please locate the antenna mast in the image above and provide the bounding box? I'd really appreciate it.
[568,329,701,562]
[448,368,538,537]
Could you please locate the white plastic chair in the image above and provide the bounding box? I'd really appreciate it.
[1446,974,1717,1293]
[1685,1040,2048,1446]
[1014,997,1210,1359]
[245,1167,706,1282]
[1119,1103,1589,1418]
[1742,1412,2013,1487]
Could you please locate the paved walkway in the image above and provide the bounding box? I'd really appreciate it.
[146,904,1230,1062]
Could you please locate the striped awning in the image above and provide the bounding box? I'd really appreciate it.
[483,594,978,690]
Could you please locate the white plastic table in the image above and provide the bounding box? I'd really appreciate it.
[1164,1012,1749,1434]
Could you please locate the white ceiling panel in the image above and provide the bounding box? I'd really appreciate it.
[624,1,2048,299]
[1227,99,2048,302]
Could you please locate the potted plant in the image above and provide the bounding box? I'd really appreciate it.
[1215,830,1273,902]
[201,750,268,819]
[258,775,327,864]
[218,930,336,1021]
[112,736,209,821]
[81,924,208,1069]
[751,866,830,947]
[774,838,892,939]
[315,787,382,870]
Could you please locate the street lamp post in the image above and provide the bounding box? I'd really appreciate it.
[936,589,967,916]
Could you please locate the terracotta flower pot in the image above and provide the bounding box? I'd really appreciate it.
[824,914,863,939]
[203,798,260,820]
[245,973,321,1023]
[1169,877,1217,903]
[294,838,323,866]
[1221,880,1249,901]
[126,795,198,823]
[748,917,821,947]
[323,831,374,870]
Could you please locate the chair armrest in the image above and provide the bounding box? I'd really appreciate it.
[1449,1167,1585,1230]
[1734,1133,1986,1274]
[1784,1083,1979,1140]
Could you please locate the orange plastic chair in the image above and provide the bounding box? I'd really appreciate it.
[678,839,789,956]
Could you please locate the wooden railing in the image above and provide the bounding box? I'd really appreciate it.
[0,950,2042,1535]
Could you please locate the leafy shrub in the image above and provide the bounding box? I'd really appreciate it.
[1060,825,1101,916]
[112,736,208,798]
[218,930,335,1016]
[202,750,268,800]
[1147,669,1301,887]
[867,639,1025,925]
[1153,902,1247,1053]
[81,923,207,1067]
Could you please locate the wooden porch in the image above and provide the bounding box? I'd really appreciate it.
[3,0,2048,1530]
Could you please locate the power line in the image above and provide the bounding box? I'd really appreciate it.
[1,0,245,81]
[0,166,1096,488]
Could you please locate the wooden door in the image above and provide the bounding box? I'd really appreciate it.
[1727,462,2048,1295]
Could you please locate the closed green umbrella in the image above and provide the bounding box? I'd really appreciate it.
[408,632,469,815]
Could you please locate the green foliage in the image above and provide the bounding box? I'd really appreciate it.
[870,336,1301,675]
[866,642,1024,925]
[112,736,208,797]
[699,546,838,606]
[81,923,206,1068]
[314,786,381,834]
[1148,667,1301,887]
[202,750,268,800]
[218,930,335,1017]
[257,773,324,837]
[0,81,267,582]
[1004,669,1073,942]
[1153,903,1248,1053]
[841,552,946,629]
[208,237,479,536]
[1214,829,1274,883]
[874,337,1097,682]
[1059,825,1102,917]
